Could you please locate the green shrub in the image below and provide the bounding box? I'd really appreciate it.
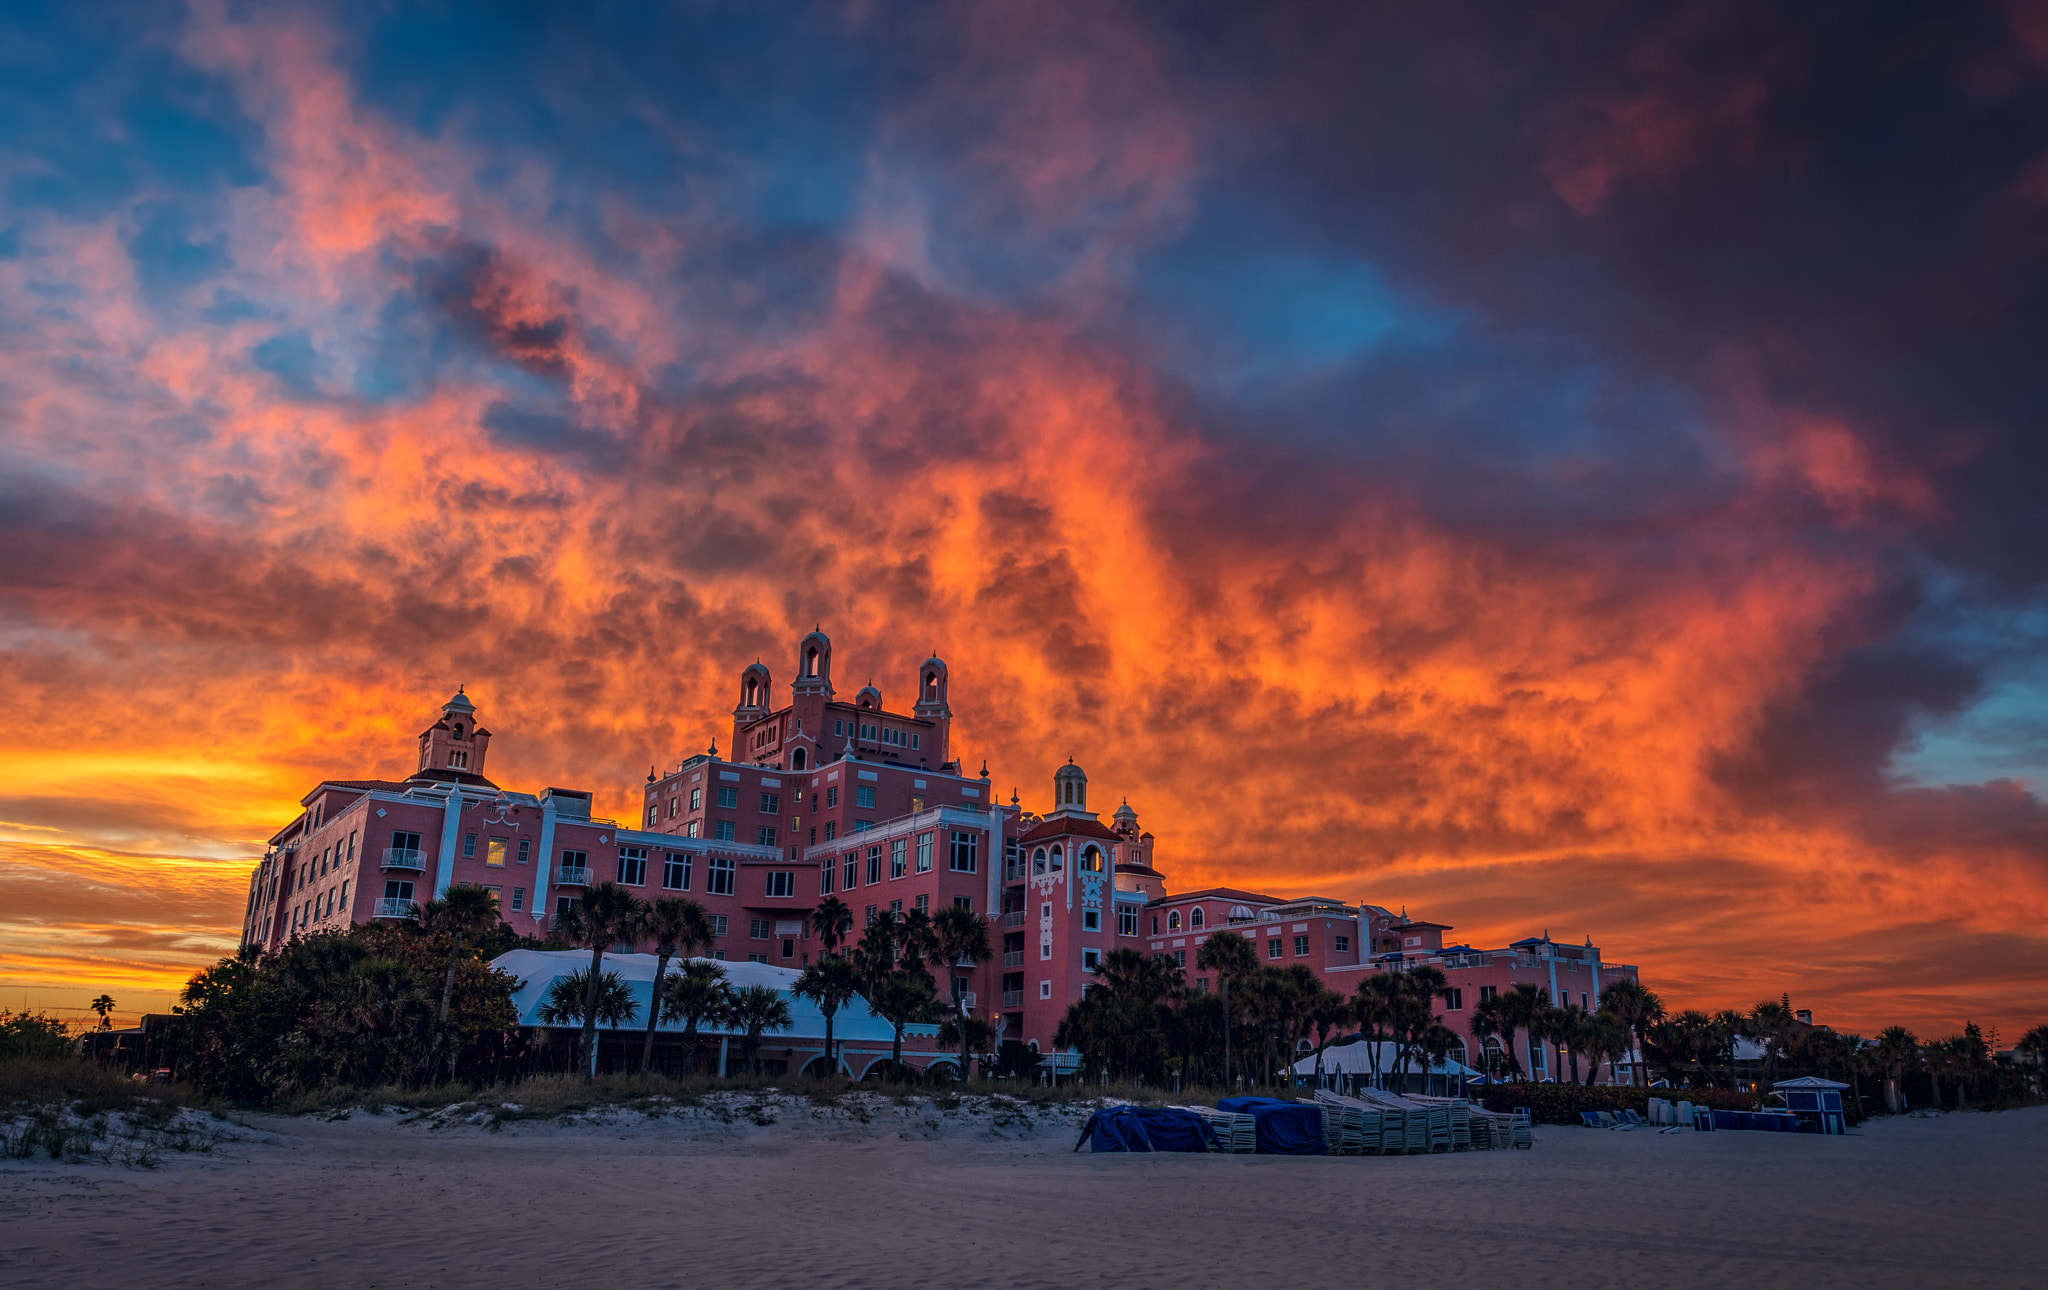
[0,1011,75,1061]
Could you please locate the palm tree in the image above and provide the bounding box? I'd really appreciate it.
[1468,996,1508,1079]
[867,973,938,1078]
[1547,1004,1590,1084]
[896,907,939,972]
[1196,931,1259,1088]
[937,1013,998,1079]
[555,881,644,1078]
[928,904,992,1080]
[809,895,854,958]
[659,959,731,1073]
[1597,978,1664,1087]
[1355,975,1403,1088]
[792,955,863,1076]
[2015,1024,2048,1099]
[1305,988,1352,1082]
[88,995,116,1030]
[1749,998,1797,1089]
[416,883,502,1080]
[631,896,710,1073]
[724,984,793,1076]
[1579,1010,1632,1085]
[1503,984,1551,1081]
[538,967,639,1068]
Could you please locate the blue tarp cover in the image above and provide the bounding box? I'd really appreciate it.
[1076,1106,1221,1154]
[1216,1097,1328,1155]
[1712,1110,1800,1133]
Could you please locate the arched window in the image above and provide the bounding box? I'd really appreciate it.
[1482,1036,1505,1076]
[1168,910,1181,930]
[1446,1037,1469,1068]
[1050,846,1063,871]
[1080,846,1102,873]
[805,647,819,677]
[1190,907,1205,928]
[452,724,463,740]
[1032,847,1047,874]
[790,748,807,770]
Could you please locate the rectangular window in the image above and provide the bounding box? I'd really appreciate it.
[1118,908,1137,937]
[953,895,971,910]
[347,831,356,862]
[853,820,872,833]
[689,788,702,812]
[756,825,778,847]
[510,886,524,911]
[782,938,796,959]
[560,849,588,874]
[825,786,839,808]
[759,792,780,814]
[517,838,531,864]
[709,914,728,938]
[1175,949,1187,968]
[716,786,739,809]
[749,918,770,940]
[915,894,929,914]
[707,855,735,896]
[1267,938,1283,959]
[482,885,502,907]
[684,821,700,838]
[1040,980,1052,999]
[948,831,978,873]
[663,852,691,891]
[648,806,659,828]
[748,953,769,964]
[819,862,833,895]
[338,879,349,908]
[855,786,876,809]
[449,750,467,769]
[866,847,882,886]
[890,838,907,879]
[1334,935,1349,953]
[485,837,506,867]
[1082,948,1100,972]
[617,847,647,886]
[714,820,736,841]
[1082,909,1101,931]
[462,832,477,858]
[556,895,579,918]
[834,720,844,736]
[1444,987,1464,1011]
[1294,935,1310,957]
[864,905,877,926]
[915,832,934,873]
[843,852,858,891]
[710,949,727,961]
[889,900,903,916]
[823,821,837,841]
[1478,985,1498,1003]
[765,871,794,898]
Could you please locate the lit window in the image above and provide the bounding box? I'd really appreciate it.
[891,838,907,879]
[1168,911,1181,930]
[1118,908,1137,936]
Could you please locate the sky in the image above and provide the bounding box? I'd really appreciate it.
[2,0,2046,1039]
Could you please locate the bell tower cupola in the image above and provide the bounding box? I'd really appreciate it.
[417,688,491,778]
[792,629,834,700]
[914,653,952,767]
[1050,759,1094,820]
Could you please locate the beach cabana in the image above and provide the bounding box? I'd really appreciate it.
[1772,1076,1850,1135]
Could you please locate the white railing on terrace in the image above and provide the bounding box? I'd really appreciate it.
[380,847,425,870]
[1003,911,1026,928]
[1003,865,1028,882]
[1003,951,1024,967]
[1000,990,1024,1008]
[955,992,976,1011]
[372,898,418,919]
[554,866,592,886]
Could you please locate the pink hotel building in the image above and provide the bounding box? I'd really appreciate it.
[243,631,1640,1080]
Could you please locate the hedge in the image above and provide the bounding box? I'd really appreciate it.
[1475,1083,1761,1125]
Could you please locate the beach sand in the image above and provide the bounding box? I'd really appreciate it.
[1,1097,2040,1289]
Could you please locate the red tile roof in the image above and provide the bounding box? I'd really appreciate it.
[1015,815,1122,843]
[1154,886,1285,906]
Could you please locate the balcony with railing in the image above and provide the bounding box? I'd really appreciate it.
[554,865,593,887]
[1003,863,1028,883]
[1002,910,1026,928]
[1000,990,1024,1008]
[380,847,425,871]
[1002,950,1024,967]
[372,898,417,919]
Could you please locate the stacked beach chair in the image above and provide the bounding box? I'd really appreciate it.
[1174,1104,1257,1153]
[1355,1087,1438,1153]
[1308,1098,1376,1155]
[1410,1095,1475,1150]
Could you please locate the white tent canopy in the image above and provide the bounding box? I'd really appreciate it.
[1291,1039,1482,1079]
[493,948,903,1043]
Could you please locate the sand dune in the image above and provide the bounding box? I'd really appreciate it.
[1,1100,2039,1289]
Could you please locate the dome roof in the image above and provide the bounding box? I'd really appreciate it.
[442,688,475,713]
[855,684,882,708]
